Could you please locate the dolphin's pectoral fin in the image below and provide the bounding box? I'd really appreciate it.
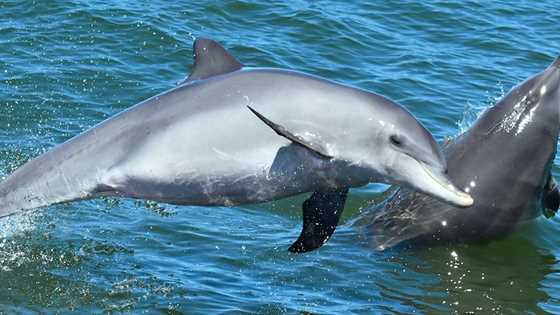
[179,38,244,85]
[247,106,333,159]
[543,173,559,218]
[289,188,348,253]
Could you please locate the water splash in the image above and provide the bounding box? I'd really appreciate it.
[456,83,506,135]
[0,211,42,240]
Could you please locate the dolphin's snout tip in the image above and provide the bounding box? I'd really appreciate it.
[453,190,474,207]
[418,162,474,208]
[443,182,474,207]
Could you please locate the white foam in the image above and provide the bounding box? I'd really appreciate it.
[0,211,41,239]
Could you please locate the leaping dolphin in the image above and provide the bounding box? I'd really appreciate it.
[0,38,472,252]
[353,56,560,250]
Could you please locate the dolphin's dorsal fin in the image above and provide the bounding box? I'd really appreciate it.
[180,38,243,84]
[247,106,333,159]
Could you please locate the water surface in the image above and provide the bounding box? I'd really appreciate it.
[1,1,560,314]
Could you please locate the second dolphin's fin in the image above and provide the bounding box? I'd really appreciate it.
[543,173,559,218]
[289,188,349,253]
[247,106,333,159]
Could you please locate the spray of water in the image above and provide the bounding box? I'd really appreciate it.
[456,83,506,135]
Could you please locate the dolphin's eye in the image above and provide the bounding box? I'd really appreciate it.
[390,135,403,147]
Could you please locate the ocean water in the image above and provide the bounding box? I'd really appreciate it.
[1,1,560,314]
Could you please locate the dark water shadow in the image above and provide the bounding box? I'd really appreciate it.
[348,221,560,314]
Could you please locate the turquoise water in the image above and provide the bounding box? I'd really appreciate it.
[1,1,560,313]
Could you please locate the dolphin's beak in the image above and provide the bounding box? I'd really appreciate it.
[394,143,473,207]
[413,162,473,207]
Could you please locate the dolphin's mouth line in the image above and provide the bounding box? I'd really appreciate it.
[419,161,447,188]
[417,160,473,207]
